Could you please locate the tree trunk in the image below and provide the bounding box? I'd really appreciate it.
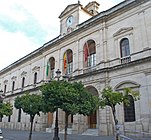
[64,112,69,140]
[111,106,119,140]
[29,115,35,140]
[112,106,117,125]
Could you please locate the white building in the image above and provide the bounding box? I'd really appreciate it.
[0,0,151,137]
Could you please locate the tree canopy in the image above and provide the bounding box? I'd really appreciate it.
[99,86,140,140]
[0,102,13,118]
[14,93,44,140]
[100,87,140,109]
[41,80,100,140]
[41,80,100,115]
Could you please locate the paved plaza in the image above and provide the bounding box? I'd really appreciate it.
[1,129,151,140]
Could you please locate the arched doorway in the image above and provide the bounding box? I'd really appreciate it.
[86,86,99,129]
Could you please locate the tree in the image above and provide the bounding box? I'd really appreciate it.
[41,80,100,140]
[0,101,13,121]
[100,87,140,140]
[14,93,44,140]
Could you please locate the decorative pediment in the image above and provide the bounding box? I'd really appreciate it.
[32,66,40,72]
[59,4,80,18]
[21,71,27,76]
[115,80,140,91]
[113,27,133,37]
[11,76,17,80]
[4,80,8,84]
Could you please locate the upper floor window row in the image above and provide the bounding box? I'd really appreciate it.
[46,39,97,80]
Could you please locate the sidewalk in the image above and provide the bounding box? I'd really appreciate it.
[2,128,151,140]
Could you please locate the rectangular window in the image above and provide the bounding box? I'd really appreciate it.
[67,62,73,74]
[8,115,11,122]
[18,109,22,122]
[50,69,55,79]
[88,54,96,67]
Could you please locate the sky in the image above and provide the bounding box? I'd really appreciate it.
[0,0,123,70]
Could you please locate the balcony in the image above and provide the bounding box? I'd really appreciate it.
[121,56,131,64]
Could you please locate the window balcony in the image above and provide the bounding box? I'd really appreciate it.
[121,56,131,64]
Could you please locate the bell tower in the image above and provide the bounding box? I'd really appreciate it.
[59,1,100,36]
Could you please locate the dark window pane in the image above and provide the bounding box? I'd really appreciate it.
[124,95,135,122]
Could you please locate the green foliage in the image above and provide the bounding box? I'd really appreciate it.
[40,80,100,116]
[100,87,140,108]
[14,93,44,116]
[100,87,123,108]
[0,102,13,117]
[41,80,100,140]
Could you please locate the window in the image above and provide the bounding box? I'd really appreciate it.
[18,108,22,122]
[12,81,15,92]
[46,57,55,79]
[84,40,96,67]
[63,49,73,74]
[34,72,37,84]
[22,77,25,88]
[120,38,131,63]
[50,57,55,79]
[124,95,135,122]
[4,85,7,93]
[8,115,11,122]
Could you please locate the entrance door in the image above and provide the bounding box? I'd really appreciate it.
[88,111,97,128]
[47,112,53,127]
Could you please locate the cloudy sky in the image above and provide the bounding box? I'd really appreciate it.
[0,0,123,70]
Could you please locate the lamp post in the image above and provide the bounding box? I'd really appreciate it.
[53,69,61,140]
[53,69,69,140]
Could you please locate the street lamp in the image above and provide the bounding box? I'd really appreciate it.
[53,69,69,140]
[53,69,61,140]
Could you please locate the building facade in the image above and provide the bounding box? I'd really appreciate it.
[0,0,151,137]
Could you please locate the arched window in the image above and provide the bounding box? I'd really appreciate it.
[22,77,25,88]
[63,49,73,74]
[120,38,131,63]
[84,40,96,67]
[34,72,37,84]
[12,81,15,92]
[124,95,135,122]
[46,57,55,79]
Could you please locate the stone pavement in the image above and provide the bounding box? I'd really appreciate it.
[1,128,151,140]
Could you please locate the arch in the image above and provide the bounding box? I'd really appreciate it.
[86,85,99,96]
[114,81,139,122]
[63,49,73,74]
[83,39,96,67]
[114,80,140,91]
[85,85,99,128]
